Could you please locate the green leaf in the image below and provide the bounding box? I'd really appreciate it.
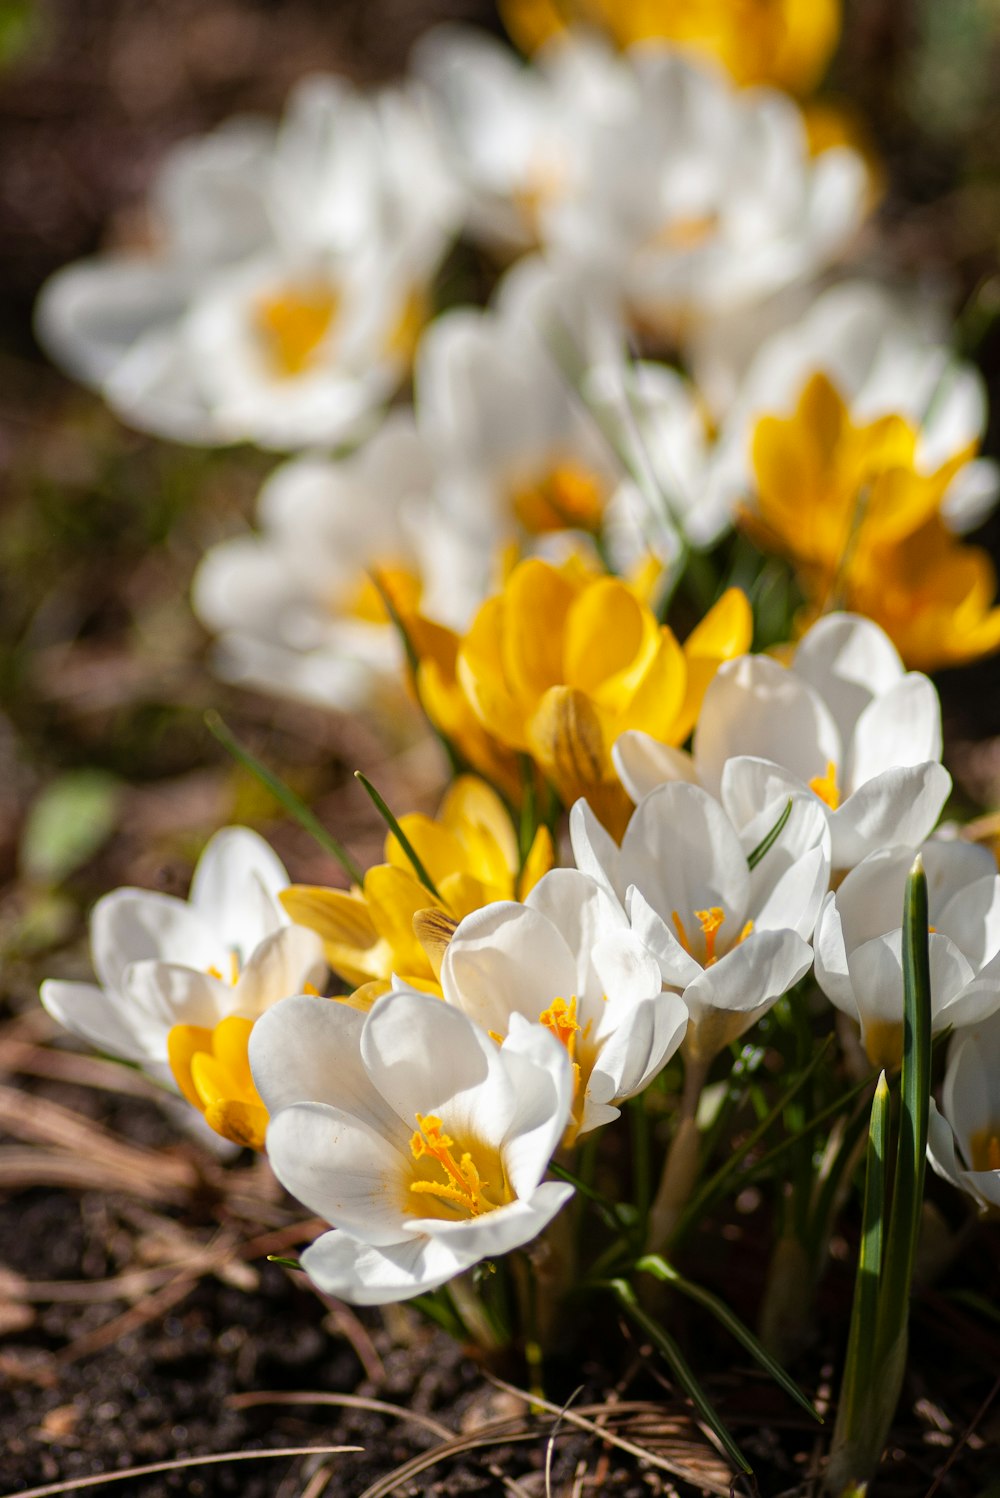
[20,770,122,886]
[354,772,441,901]
[608,1277,752,1475]
[205,711,363,885]
[637,1255,822,1424]
[746,798,793,870]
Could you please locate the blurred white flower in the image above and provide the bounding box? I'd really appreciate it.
[250,989,575,1303]
[815,840,1000,1069]
[693,281,1000,534]
[928,1012,1000,1214]
[36,76,458,449]
[40,828,325,1077]
[543,47,868,338]
[439,868,688,1138]
[615,613,951,871]
[571,781,828,1065]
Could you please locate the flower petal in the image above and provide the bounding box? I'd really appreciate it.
[612,731,698,804]
[829,764,951,868]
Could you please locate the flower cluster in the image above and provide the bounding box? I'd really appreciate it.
[34,6,1000,1486]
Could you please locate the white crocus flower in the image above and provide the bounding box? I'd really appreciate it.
[250,989,575,1304]
[416,255,623,555]
[693,281,999,535]
[815,840,1000,1070]
[191,413,479,712]
[928,1013,1000,1214]
[36,75,457,449]
[571,781,828,1066]
[413,26,631,255]
[438,868,688,1138]
[614,613,951,872]
[544,47,867,339]
[40,827,325,1079]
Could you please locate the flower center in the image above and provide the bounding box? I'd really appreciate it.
[970,1127,1000,1173]
[253,281,339,378]
[672,906,753,967]
[409,1114,501,1218]
[512,464,608,535]
[809,760,841,811]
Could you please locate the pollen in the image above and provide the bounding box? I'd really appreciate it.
[672,907,752,967]
[809,760,841,811]
[253,282,339,378]
[409,1113,495,1217]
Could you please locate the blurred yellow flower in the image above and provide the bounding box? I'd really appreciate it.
[281,776,553,994]
[500,0,840,94]
[745,373,1000,670]
[451,558,751,835]
[167,1016,269,1151]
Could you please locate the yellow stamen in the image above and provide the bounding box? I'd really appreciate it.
[538,995,583,1098]
[970,1128,1000,1173]
[695,907,725,966]
[809,760,841,811]
[253,282,339,378]
[672,910,692,955]
[205,952,240,987]
[409,1113,494,1217]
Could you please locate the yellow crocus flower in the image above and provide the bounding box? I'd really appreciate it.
[167,1016,270,1152]
[744,373,1000,671]
[280,776,553,995]
[499,0,840,95]
[450,558,751,836]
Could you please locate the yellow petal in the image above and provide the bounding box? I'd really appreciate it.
[363,864,439,980]
[518,825,555,899]
[412,908,459,980]
[499,559,577,711]
[675,586,753,742]
[458,595,529,748]
[280,885,385,987]
[617,625,689,743]
[563,576,650,697]
[386,815,467,886]
[440,776,519,877]
[204,1099,269,1152]
[167,1025,215,1111]
[211,1015,256,1097]
[529,685,608,806]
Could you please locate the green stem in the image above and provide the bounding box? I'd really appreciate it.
[354,772,441,901]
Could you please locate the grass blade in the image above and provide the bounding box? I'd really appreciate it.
[747,799,793,870]
[205,711,363,884]
[608,1278,752,1475]
[637,1254,821,1424]
[354,771,441,901]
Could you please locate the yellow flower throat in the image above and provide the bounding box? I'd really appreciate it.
[409,1114,499,1218]
[672,906,753,966]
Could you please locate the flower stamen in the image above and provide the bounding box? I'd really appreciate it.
[409,1113,494,1217]
[809,760,841,811]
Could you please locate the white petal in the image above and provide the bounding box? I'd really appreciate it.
[234,925,327,1019]
[684,929,813,1026]
[406,1181,574,1262]
[847,674,942,789]
[612,732,698,804]
[39,979,162,1066]
[120,961,235,1049]
[792,613,904,746]
[441,901,577,1036]
[586,992,688,1119]
[720,756,811,840]
[934,873,1000,973]
[300,1229,471,1304]
[926,1100,981,1205]
[189,826,289,957]
[568,798,623,904]
[527,868,632,1005]
[265,1102,411,1244]
[846,931,973,1031]
[500,1017,575,1198]
[626,886,704,988]
[249,992,401,1138]
[828,764,951,868]
[90,888,219,993]
[694,655,840,797]
[813,893,859,1018]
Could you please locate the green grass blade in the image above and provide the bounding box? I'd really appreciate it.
[877,855,932,1355]
[637,1255,821,1424]
[354,772,441,901]
[831,1071,890,1455]
[205,711,363,885]
[747,798,793,870]
[608,1278,752,1475]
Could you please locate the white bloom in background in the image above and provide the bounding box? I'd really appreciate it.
[928,1012,1000,1213]
[543,47,867,339]
[692,281,1000,534]
[36,75,458,449]
[413,25,632,254]
[438,868,688,1137]
[615,613,951,871]
[571,781,828,1065]
[416,256,623,553]
[40,828,325,1076]
[191,412,492,712]
[250,989,575,1303]
[815,840,1000,1069]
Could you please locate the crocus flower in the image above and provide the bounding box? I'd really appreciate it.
[281,777,552,994]
[571,781,828,1066]
[250,989,575,1303]
[815,840,1000,1070]
[927,1012,1000,1214]
[439,867,688,1139]
[41,828,325,1148]
[446,555,751,835]
[614,612,951,871]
